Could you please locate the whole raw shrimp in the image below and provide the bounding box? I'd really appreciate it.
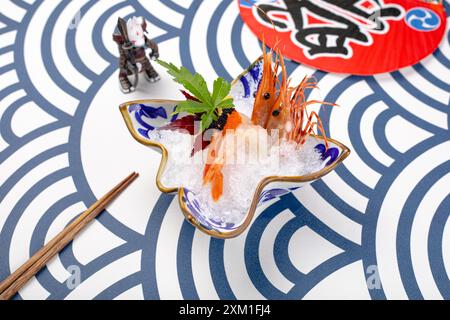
[251,42,278,128]
[251,46,335,148]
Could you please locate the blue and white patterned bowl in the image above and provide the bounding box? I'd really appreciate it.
[120,58,350,238]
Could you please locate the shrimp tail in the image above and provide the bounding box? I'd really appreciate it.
[203,164,224,202]
[211,169,224,202]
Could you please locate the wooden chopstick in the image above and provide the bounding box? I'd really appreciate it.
[0,172,139,300]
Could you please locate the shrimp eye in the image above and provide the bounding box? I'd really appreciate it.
[263,92,270,100]
[272,109,280,117]
[253,92,257,98]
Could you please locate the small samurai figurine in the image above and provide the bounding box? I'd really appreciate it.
[113,17,160,93]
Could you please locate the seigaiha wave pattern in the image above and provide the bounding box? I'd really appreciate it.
[0,0,448,300]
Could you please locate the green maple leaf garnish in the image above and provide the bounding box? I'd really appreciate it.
[156,59,234,131]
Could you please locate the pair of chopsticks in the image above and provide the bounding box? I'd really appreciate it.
[0,172,139,300]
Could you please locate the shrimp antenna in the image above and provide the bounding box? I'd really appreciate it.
[251,3,282,53]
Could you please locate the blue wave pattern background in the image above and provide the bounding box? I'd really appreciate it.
[0,0,449,300]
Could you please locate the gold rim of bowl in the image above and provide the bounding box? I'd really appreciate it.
[119,57,350,238]
[120,100,350,239]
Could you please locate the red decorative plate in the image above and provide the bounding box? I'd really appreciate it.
[239,0,447,75]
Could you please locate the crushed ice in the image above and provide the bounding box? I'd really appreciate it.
[148,128,325,226]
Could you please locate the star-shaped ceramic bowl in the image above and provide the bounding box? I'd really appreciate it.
[120,58,350,239]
